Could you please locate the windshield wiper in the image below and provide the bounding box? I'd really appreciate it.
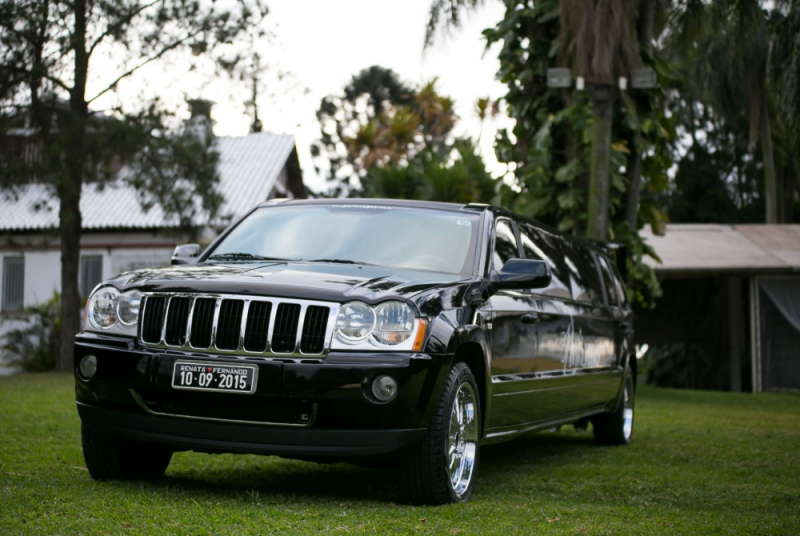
[308,258,374,266]
[208,253,291,262]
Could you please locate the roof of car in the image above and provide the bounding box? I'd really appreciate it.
[258,198,476,212]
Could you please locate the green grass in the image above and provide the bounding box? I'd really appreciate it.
[1,374,798,535]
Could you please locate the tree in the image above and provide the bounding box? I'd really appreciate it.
[429,0,671,307]
[0,0,268,370]
[314,66,495,204]
[666,0,786,223]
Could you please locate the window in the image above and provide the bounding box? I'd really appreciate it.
[519,224,572,299]
[563,244,603,304]
[597,255,618,306]
[609,259,629,307]
[2,257,24,311]
[80,255,103,298]
[209,205,480,276]
[492,220,519,271]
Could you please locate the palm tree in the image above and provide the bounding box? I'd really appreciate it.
[668,0,779,223]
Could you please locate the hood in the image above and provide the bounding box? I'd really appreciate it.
[107,261,469,305]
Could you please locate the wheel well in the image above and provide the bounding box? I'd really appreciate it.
[453,342,487,431]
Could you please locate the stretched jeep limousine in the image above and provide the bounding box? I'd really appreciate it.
[75,199,635,504]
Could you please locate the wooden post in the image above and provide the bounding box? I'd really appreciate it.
[749,277,760,393]
[728,277,743,392]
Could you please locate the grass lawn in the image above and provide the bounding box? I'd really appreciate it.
[1,374,798,535]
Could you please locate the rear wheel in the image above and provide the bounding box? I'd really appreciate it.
[82,423,172,480]
[592,368,635,446]
[397,361,481,504]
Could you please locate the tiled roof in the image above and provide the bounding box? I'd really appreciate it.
[0,133,296,231]
[641,224,800,275]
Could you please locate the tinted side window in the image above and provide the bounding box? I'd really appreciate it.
[492,219,518,271]
[519,224,571,299]
[564,244,603,304]
[609,259,629,307]
[597,255,618,306]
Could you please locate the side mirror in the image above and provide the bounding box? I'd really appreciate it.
[171,244,202,265]
[490,258,551,291]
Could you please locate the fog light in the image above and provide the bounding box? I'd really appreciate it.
[79,355,97,379]
[371,375,398,402]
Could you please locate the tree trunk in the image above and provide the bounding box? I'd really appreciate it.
[759,91,777,224]
[624,0,654,230]
[58,0,88,371]
[587,86,613,241]
[624,137,642,229]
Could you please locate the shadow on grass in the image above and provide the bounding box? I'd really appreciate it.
[136,429,595,503]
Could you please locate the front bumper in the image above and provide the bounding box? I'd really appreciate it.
[74,333,450,458]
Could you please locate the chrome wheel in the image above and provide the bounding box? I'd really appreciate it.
[622,375,634,441]
[447,381,479,497]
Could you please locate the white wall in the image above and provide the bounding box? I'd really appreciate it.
[0,231,178,311]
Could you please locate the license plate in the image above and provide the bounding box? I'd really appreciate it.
[172,361,258,394]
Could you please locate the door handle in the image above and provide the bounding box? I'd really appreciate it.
[521,313,540,325]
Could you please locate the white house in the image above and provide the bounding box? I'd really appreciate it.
[0,131,306,314]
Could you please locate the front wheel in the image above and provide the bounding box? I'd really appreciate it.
[592,368,635,446]
[82,423,172,480]
[397,361,481,504]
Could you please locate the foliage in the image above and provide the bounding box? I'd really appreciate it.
[0,292,60,372]
[482,0,673,308]
[641,343,713,390]
[3,374,800,533]
[663,0,799,224]
[363,139,496,204]
[314,67,495,203]
[125,107,224,234]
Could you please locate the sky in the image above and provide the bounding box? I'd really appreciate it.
[92,0,513,193]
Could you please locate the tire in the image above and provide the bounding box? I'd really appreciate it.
[397,361,481,505]
[592,367,635,446]
[82,423,172,480]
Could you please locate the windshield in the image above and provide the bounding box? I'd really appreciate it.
[207,204,481,276]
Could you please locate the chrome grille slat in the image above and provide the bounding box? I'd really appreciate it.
[138,292,337,358]
[189,298,215,348]
[141,296,166,344]
[272,303,301,353]
[301,306,329,354]
[165,297,191,346]
[244,300,272,352]
[216,299,244,351]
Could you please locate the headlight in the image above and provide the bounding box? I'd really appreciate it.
[373,302,415,345]
[84,287,141,336]
[335,302,376,342]
[89,287,119,329]
[332,301,427,352]
[117,291,142,326]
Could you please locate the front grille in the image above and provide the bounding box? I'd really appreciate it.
[244,301,271,352]
[272,303,301,353]
[164,297,191,346]
[139,294,335,356]
[301,306,329,354]
[216,299,244,350]
[141,297,166,343]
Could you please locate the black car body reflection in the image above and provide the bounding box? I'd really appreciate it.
[74,199,635,505]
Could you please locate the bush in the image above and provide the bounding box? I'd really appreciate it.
[1,292,61,372]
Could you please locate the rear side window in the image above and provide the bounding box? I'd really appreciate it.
[563,243,603,305]
[492,219,519,271]
[519,224,571,299]
[596,255,618,306]
[609,259,629,307]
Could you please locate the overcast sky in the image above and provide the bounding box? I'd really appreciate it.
[93,0,513,192]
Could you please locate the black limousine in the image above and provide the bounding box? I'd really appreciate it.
[76,199,635,504]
